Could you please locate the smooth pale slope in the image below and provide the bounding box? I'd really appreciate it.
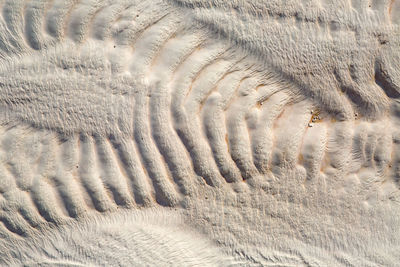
[0,0,399,266]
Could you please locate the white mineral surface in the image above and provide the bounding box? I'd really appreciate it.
[0,0,400,266]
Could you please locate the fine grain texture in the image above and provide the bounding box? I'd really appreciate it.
[0,0,399,266]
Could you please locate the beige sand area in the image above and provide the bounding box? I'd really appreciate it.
[0,0,400,265]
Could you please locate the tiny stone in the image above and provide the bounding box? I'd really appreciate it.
[308,123,313,127]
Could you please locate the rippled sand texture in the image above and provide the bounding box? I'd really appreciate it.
[0,0,400,266]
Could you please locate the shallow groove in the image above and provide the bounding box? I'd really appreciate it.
[78,133,114,212]
[108,135,152,206]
